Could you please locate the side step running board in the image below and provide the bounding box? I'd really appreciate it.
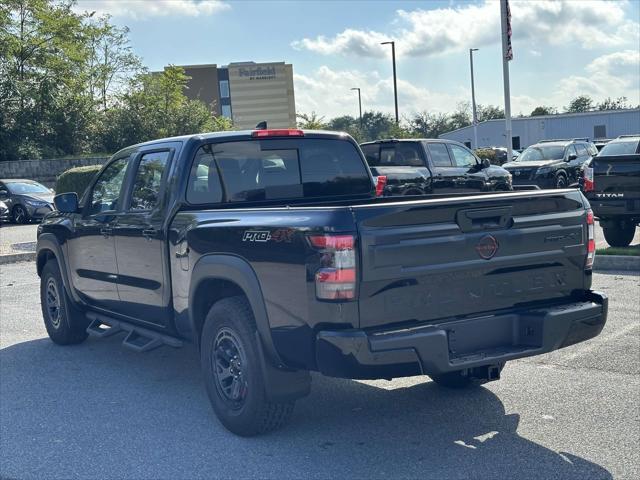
[86,312,183,353]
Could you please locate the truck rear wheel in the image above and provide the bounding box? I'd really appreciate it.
[602,221,636,247]
[200,296,294,436]
[40,259,88,345]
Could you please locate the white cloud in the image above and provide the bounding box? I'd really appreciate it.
[294,65,464,119]
[555,50,640,106]
[74,0,230,19]
[292,0,639,58]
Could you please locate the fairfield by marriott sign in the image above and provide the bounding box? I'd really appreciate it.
[238,66,276,80]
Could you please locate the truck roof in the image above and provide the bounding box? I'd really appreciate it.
[112,129,354,158]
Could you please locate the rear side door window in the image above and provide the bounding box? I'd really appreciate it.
[378,143,424,167]
[427,143,454,167]
[87,157,130,215]
[448,144,478,168]
[129,151,170,211]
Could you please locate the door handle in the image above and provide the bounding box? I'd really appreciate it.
[100,227,112,238]
[142,228,156,240]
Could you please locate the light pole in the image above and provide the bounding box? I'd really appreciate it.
[381,41,399,123]
[351,87,362,128]
[469,48,479,149]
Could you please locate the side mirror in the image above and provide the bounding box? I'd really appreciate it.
[0,189,8,199]
[481,158,491,169]
[567,154,578,161]
[54,192,78,213]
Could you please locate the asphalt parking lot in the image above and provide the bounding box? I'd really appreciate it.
[0,262,638,479]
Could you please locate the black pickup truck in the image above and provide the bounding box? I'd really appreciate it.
[360,139,512,196]
[582,135,640,246]
[37,128,607,436]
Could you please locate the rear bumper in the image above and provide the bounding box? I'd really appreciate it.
[316,291,608,379]
[586,197,640,220]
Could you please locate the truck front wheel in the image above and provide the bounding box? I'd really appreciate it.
[602,220,636,247]
[200,296,294,436]
[40,259,88,345]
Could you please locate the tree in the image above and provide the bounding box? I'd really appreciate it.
[84,14,141,111]
[297,111,326,129]
[407,111,451,138]
[565,95,594,113]
[477,104,504,122]
[597,96,629,111]
[449,102,472,130]
[530,106,557,116]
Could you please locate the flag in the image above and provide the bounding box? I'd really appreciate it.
[505,0,513,61]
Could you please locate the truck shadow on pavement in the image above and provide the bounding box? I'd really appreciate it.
[1,337,612,480]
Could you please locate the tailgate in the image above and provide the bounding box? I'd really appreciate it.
[592,154,640,196]
[354,191,589,329]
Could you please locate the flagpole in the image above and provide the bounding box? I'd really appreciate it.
[500,0,513,161]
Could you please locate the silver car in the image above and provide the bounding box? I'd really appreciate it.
[0,179,55,223]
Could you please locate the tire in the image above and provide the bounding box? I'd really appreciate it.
[12,204,29,224]
[555,173,567,189]
[430,365,504,389]
[40,259,89,345]
[200,296,294,436]
[602,221,636,248]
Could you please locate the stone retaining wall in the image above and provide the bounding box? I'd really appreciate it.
[0,157,109,188]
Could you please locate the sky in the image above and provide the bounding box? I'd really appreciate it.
[74,0,640,120]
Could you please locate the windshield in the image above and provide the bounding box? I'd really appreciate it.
[598,140,638,156]
[517,146,565,161]
[6,181,50,194]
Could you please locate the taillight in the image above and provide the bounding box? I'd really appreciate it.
[252,129,304,138]
[586,209,595,269]
[583,166,594,192]
[373,175,387,197]
[308,234,356,300]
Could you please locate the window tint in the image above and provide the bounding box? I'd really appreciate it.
[361,144,380,165]
[599,140,639,156]
[300,140,371,197]
[186,145,223,204]
[129,151,170,211]
[427,143,453,167]
[448,144,477,168]
[88,157,129,215]
[376,143,424,167]
[217,143,302,201]
[186,139,371,204]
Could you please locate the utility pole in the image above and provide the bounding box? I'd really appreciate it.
[469,48,479,149]
[351,87,362,128]
[381,41,399,123]
[500,0,513,160]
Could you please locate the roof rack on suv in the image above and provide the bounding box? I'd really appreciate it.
[538,138,589,143]
[616,134,640,139]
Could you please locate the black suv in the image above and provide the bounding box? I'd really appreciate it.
[360,139,512,196]
[502,139,597,189]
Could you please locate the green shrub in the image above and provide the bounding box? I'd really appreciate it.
[474,148,497,162]
[56,165,102,197]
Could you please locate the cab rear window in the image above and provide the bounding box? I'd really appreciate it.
[186,139,372,204]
